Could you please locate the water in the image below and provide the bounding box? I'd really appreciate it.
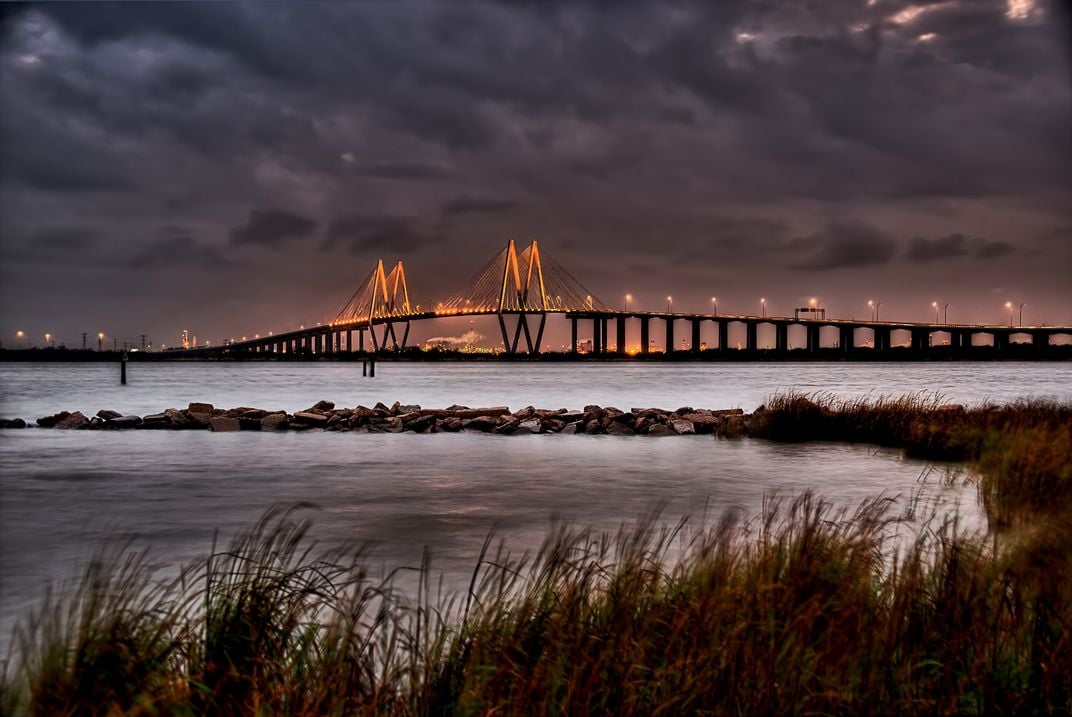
[1,361,1067,648]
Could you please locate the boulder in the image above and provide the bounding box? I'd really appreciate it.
[54,411,89,429]
[139,413,170,429]
[674,406,695,415]
[495,418,520,435]
[240,409,269,420]
[305,400,335,413]
[373,402,391,413]
[451,406,511,419]
[669,419,696,435]
[681,412,720,433]
[407,415,437,433]
[164,408,191,428]
[514,406,536,420]
[385,417,405,433]
[515,419,541,434]
[186,412,213,427]
[437,417,463,432]
[36,411,71,428]
[583,419,602,434]
[238,417,261,431]
[398,404,421,414]
[560,422,580,434]
[445,404,470,411]
[96,409,122,421]
[647,423,674,436]
[1,418,27,429]
[558,411,585,423]
[108,415,143,429]
[209,416,240,432]
[542,418,565,432]
[293,412,329,426]
[260,413,289,431]
[605,421,634,436]
[188,402,214,414]
[462,416,498,432]
[223,406,258,418]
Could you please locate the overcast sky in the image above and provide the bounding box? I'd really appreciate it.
[1,0,1070,348]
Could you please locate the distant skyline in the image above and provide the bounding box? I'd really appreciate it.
[1,1,1070,348]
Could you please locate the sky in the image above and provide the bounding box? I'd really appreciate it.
[1,0,1070,349]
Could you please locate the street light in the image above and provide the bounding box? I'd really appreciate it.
[667,296,673,314]
[44,332,52,347]
[97,332,104,352]
[868,299,875,321]
[1005,301,1013,326]
[1019,302,1026,326]
[943,303,950,324]
[625,294,632,311]
[711,297,718,315]
[932,301,939,323]
[761,297,767,318]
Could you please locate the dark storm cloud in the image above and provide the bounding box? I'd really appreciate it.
[1,1,1070,339]
[130,236,233,270]
[792,221,898,270]
[28,226,102,252]
[905,233,971,262]
[442,197,517,217]
[905,233,1017,262]
[229,210,317,249]
[324,213,435,254]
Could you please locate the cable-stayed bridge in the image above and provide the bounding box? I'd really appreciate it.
[216,240,1070,356]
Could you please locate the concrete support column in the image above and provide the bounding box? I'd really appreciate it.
[874,328,890,352]
[993,332,1008,350]
[911,329,929,351]
[718,321,729,352]
[1033,332,1049,350]
[601,318,609,353]
[776,324,788,352]
[571,317,578,353]
[807,324,821,352]
[593,318,602,354]
[840,326,854,353]
[691,319,702,353]
[745,322,758,351]
[359,328,366,352]
[640,317,650,354]
[665,317,675,353]
[617,316,627,354]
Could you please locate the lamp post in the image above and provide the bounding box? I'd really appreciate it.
[761,297,767,318]
[1005,301,1013,326]
[16,330,25,348]
[667,296,673,314]
[711,297,717,315]
[868,299,875,321]
[625,294,632,312]
[932,301,939,324]
[943,303,949,324]
[44,332,52,347]
[1019,302,1025,326]
[97,332,104,352]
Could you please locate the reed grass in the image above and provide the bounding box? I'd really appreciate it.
[2,396,1069,715]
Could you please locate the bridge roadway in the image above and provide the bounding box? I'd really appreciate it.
[218,309,1072,356]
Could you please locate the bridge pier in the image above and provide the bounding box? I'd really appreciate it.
[665,317,675,353]
[911,329,929,351]
[592,317,602,355]
[601,317,609,353]
[776,323,788,352]
[691,319,701,354]
[618,316,627,354]
[640,317,650,354]
[1034,332,1050,350]
[840,326,854,353]
[718,320,728,352]
[993,332,1008,351]
[570,317,578,353]
[873,327,890,352]
[807,324,821,352]
[745,322,758,351]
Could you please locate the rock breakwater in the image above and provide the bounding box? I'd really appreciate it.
[1,402,749,436]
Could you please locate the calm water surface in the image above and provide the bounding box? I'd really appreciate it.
[1,361,1066,647]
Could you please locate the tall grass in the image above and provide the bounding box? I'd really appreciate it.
[736,393,1072,527]
[3,396,1069,714]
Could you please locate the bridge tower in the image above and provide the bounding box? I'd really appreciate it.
[496,240,548,353]
[334,259,416,351]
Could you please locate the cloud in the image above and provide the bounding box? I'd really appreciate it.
[905,233,1017,262]
[324,213,435,254]
[229,210,317,248]
[442,197,517,217]
[905,233,970,262]
[27,226,102,251]
[791,221,898,270]
[129,236,233,269]
[353,162,456,180]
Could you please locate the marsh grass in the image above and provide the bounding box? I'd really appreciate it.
[3,396,1070,715]
[735,392,1072,527]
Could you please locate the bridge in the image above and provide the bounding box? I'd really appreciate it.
[217,241,1071,357]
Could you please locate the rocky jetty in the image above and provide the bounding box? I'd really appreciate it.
[2,401,749,436]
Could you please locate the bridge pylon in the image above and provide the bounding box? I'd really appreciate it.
[496,240,548,353]
[335,259,417,351]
